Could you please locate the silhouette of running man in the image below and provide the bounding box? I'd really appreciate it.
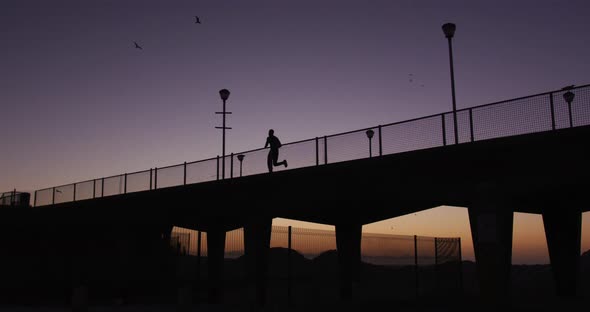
[265,129,288,172]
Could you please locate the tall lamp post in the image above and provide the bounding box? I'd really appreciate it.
[365,129,374,158]
[442,22,459,145]
[216,89,231,179]
[237,154,245,177]
[563,88,575,128]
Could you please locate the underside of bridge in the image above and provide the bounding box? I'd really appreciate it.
[2,125,588,306]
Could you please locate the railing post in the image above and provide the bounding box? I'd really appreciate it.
[183,162,187,185]
[442,114,447,146]
[549,92,556,130]
[323,136,328,165]
[73,183,77,201]
[216,156,220,180]
[34,190,37,207]
[154,167,158,189]
[469,108,474,142]
[93,179,96,198]
[124,173,127,194]
[378,125,383,156]
[101,178,104,197]
[414,235,419,298]
[149,169,153,190]
[315,137,319,166]
[52,187,55,204]
[230,153,234,179]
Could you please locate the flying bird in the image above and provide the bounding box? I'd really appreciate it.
[134,41,142,50]
[195,16,201,24]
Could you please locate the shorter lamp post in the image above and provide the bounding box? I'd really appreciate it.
[366,129,375,158]
[237,154,245,177]
[563,90,575,128]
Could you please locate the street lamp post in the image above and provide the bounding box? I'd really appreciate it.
[216,89,232,179]
[365,129,374,158]
[563,90,575,128]
[237,154,245,177]
[442,22,459,145]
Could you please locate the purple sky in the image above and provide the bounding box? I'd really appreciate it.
[2,0,589,263]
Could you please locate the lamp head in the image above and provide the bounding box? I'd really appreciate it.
[219,89,230,101]
[237,154,245,162]
[563,91,575,104]
[366,129,375,139]
[442,23,456,39]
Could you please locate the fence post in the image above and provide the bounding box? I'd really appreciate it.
[442,114,447,146]
[197,231,202,285]
[216,156,220,180]
[93,179,96,198]
[34,190,37,207]
[154,168,158,189]
[52,187,55,204]
[101,178,105,197]
[288,226,292,306]
[315,137,319,166]
[469,108,474,142]
[124,174,127,194]
[549,92,556,130]
[73,183,77,201]
[378,125,383,156]
[458,237,464,294]
[414,235,419,298]
[323,136,328,165]
[149,169,153,190]
[184,162,187,185]
[434,237,439,291]
[230,153,234,179]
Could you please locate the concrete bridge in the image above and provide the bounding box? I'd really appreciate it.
[2,84,589,306]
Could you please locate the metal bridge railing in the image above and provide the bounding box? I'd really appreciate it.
[32,84,590,206]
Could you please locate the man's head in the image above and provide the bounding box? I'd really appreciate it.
[268,129,274,136]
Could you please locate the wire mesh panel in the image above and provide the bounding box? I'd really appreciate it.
[291,227,336,259]
[94,179,103,198]
[34,189,53,206]
[325,129,374,164]
[53,184,74,204]
[471,94,552,141]
[156,164,184,189]
[240,149,271,177]
[102,175,124,197]
[126,170,151,193]
[381,115,444,156]
[361,233,416,266]
[186,159,217,184]
[279,139,317,170]
[436,238,461,264]
[74,180,94,201]
[571,87,590,127]
[225,228,244,259]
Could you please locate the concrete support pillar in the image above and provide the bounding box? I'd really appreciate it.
[244,219,273,307]
[206,229,226,304]
[335,223,362,301]
[542,207,581,296]
[468,186,514,303]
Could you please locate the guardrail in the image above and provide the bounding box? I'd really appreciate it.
[33,84,590,206]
